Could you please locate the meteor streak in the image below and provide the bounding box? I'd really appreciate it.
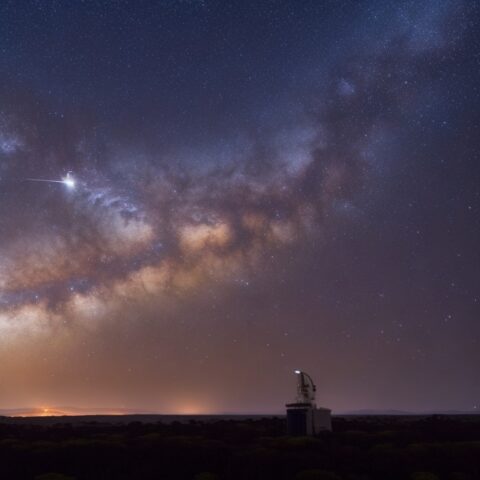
[26,173,76,189]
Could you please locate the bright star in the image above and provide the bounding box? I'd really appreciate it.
[62,173,76,189]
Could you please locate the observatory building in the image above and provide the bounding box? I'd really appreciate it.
[286,370,332,435]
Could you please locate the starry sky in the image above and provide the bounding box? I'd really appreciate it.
[0,0,479,414]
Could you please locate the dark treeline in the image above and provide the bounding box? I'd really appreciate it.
[0,415,479,479]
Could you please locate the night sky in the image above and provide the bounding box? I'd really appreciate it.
[0,0,479,414]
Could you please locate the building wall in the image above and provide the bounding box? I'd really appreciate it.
[286,407,311,435]
[286,404,332,435]
[312,407,332,432]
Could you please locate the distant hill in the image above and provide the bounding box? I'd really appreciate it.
[338,409,479,415]
[0,406,154,417]
[0,406,477,420]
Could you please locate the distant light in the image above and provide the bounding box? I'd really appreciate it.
[294,370,302,374]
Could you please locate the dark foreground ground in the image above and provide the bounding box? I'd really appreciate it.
[0,415,479,480]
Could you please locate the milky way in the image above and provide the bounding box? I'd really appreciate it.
[0,1,478,413]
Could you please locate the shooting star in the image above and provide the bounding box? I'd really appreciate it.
[26,173,76,189]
